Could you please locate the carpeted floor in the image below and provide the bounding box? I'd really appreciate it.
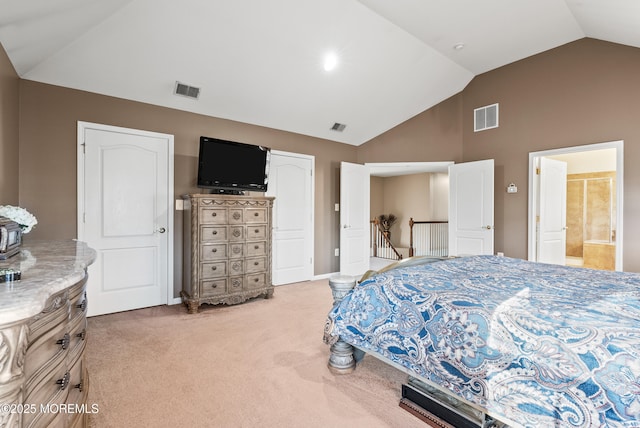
[85,279,426,427]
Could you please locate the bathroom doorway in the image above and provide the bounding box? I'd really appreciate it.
[528,141,623,271]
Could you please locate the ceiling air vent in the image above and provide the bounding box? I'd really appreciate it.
[331,122,346,132]
[174,81,200,99]
[474,103,499,132]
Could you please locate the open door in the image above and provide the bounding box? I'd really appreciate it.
[537,157,567,265]
[340,162,370,276]
[448,159,494,256]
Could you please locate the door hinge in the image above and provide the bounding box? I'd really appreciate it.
[536,167,540,175]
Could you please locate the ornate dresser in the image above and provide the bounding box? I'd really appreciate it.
[181,194,275,313]
[0,240,96,427]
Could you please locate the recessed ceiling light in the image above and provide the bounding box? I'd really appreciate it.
[323,52,338,71]
[453,43,465,51]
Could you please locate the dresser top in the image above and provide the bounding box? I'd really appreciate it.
[0,240,96,324]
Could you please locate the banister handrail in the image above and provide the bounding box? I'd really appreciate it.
[409,217,449,257]
[370,219,402,260]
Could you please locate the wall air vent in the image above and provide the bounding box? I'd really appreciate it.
[474,103,499,132]
[174,81,200,99]
[331,122,346,132]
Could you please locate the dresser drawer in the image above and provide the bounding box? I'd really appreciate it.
[246,257,267,273]
[68,314,88,367]
[23,361,71,427]
[228,276,243,293]
[201,226,227,242]
[201,278,227,297]
[246,241,266,257]
[245,273,267,290]
[229,226,244,241]
[199,208,227,224]
[201,243,228,261]
[25,315,69,392]
[229,259,244,276]
[245,208,267,223]
[229,209,244,224]
[247,225,267,240]
[200,261,227,279]
[229,243,244,258]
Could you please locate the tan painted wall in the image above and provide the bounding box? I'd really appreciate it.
[0,44,19,204]
[17,80,357,285]
[5,37,640,274]
[360,38,640,272]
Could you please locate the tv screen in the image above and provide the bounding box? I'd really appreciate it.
[197,136,270,193]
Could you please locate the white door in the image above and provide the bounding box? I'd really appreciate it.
[448,159,494,256]
[266,151,314,285]
[340,162,370,276]
[77,122,174,316]
[537,157,567,264]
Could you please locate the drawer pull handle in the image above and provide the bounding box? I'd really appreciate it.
[254,212,259,216]
[212,212,217,217]
[212,248,217,253]
[254,261,259,266]
[211,266,217,271]
[57,333,70,350]
[212,230,218,235]
[75,379,84,392]
[254,229,259,233]
[57,372,71,391]
[254,245,259,249]
[77,300,87,311]
[254,278,260,283]
[212,284,217,288]
[77,329,86,341]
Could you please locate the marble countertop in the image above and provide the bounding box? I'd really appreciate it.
[0,240,96,325]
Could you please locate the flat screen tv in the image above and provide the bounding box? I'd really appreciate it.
[197,136,271,194]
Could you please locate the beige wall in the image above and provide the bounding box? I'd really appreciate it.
[5,37,640,274]
[361,38,640,272]
[16,80,357,283]
[0,44,19,204]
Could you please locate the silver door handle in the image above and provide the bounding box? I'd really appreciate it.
[485,225,492,230]
[157,227,166,233]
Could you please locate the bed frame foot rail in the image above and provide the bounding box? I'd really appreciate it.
[326,275,358,374]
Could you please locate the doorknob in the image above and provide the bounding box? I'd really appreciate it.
[485,225,492,230]
[157,227,166,233]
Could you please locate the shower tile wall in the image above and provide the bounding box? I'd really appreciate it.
[566,171,616,269]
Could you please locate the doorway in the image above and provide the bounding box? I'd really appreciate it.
[528,141,623,271]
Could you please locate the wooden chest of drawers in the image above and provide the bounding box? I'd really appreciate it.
[0,240,95,428]
[181,194,275,313]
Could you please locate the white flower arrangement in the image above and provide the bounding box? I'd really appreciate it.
[0,205,38,234]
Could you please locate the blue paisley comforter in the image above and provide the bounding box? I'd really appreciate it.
[326,255,640,427]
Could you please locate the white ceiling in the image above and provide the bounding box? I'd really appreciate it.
[1,0,639,146]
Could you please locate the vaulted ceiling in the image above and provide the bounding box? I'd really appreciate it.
[1,0,638,146]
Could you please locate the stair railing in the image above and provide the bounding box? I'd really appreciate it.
[370,219,402,260]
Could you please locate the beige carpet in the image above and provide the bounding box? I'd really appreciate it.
[85,279,426,428]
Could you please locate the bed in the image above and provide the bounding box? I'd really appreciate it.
[323,255,640,428]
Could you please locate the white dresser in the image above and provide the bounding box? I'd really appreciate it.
[0,240,96,428]
[181,194,275,313]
